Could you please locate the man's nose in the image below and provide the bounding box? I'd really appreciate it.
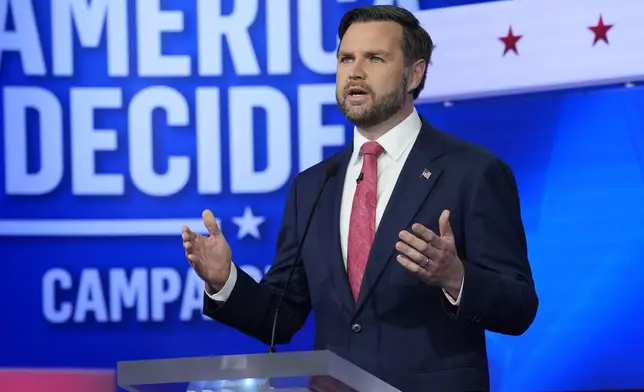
[348,61,366,79]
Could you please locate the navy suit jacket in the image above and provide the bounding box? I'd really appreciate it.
[204,118,539,391]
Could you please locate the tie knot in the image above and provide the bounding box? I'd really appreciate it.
[361,141,384,158]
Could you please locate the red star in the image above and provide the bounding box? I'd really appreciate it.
[589,15,613,45]
[499,26,522,56]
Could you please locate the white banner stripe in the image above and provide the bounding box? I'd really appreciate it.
[0,219,220,236]
[415,0,644,102]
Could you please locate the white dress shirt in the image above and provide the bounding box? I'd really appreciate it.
[207,108,462,305]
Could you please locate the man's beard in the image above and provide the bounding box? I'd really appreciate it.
[337,69,409,129]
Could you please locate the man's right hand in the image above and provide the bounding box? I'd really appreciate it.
[182,209,232,291]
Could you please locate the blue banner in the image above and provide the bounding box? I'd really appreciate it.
[1,0,643,391]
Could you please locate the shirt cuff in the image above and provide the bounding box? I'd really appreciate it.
[443,275,464,306]
[204,263,237,302]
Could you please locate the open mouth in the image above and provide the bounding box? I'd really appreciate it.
[347,86,369,97]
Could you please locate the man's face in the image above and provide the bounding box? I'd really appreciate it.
[336,21,410,129]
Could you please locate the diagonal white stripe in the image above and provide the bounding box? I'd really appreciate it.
[415,0,644,102]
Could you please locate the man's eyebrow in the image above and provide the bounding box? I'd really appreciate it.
[337,50,392,57]
[364,50,392,57]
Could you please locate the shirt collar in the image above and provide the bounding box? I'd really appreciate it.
[351,108,422,164]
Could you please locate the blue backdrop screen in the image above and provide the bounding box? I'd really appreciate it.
[1,0,643,391]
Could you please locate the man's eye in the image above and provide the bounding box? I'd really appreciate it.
[340,57,353,63]
[371,57,383,63]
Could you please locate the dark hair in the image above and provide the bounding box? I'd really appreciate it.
[338,5,434,99]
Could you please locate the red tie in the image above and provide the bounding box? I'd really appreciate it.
[347,141,384,302]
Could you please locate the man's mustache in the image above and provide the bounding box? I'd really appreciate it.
[343,83,372,97]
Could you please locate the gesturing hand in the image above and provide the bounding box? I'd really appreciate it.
[182,209,232,290]
[395,210,464,297]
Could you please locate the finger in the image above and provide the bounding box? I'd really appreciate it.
[202,209,221,236]
[398,230,429,253]
[398,230,441,260]
[184,248,194,266]
[410,224,445,250]
[187,253,200,266]
[182,226,196,242]
[183,240,194,254]
[439,210,454,240]
[396,254,434,277]
[395,241,437,268]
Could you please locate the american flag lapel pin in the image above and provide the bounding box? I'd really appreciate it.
[421,168,432,179]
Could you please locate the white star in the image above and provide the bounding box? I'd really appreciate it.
[231,206,265,240]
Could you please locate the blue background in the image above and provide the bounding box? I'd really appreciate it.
[1,0,644,391]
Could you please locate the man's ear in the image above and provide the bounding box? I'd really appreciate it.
[408,59,426,93]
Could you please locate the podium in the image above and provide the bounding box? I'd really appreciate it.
[117,349,401,392]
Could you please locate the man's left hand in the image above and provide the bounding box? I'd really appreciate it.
[395,210,464,298]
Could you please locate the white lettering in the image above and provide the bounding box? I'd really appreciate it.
[52,0,128,76]
[129,86,190,196]
[266,0,291,75]
[42,268,73,323]
[298,0,336,74]
[298,84,345,172]
[74,269,109,323]
[197,0,260,76]
[151,268,181,321]
[229,86,291,193]
[0,0,45,75]
[180,270,210,321]
[137,0,189,76]
[195,88,222,194]
[4,87,63,195]
[110,269,149,322]
[70,88,124,195]
[41,267,272,324]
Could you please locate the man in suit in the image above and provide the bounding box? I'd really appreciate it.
[182,5,538,391]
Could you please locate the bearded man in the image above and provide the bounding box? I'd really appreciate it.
[182,5,539,391]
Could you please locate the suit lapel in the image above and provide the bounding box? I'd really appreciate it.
[318,146,356,315]
[355,121,446,312]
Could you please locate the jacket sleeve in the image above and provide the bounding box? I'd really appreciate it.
[203,176,312,345]
[442,156,539,335]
